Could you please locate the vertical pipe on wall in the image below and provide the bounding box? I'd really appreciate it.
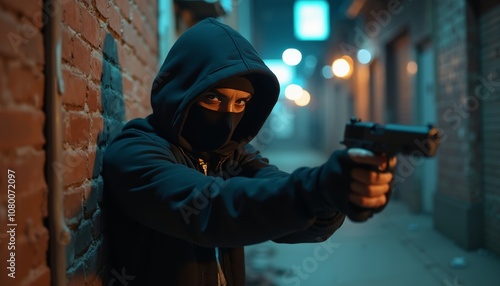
[44,0,71,285]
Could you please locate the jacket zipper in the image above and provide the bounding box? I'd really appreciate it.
[199,157,229,176]
[198,156,230,285]
[198,158,208,176]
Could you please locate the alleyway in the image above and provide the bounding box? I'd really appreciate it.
[245,147,500,286]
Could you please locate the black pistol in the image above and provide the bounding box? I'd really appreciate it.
[341,117,441,163]
[340,117,441,221]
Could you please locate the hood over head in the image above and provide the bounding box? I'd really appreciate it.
[150,18,280,153]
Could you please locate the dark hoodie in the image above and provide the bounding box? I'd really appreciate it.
[103,18,350,285]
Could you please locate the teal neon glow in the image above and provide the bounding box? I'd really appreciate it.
[294,0,330,41]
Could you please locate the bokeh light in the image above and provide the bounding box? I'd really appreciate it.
[295,90,311,106]
[332,56,353,78]
[357,49,372,64]
[284,84,303,100]
[407,61,418,75]
[282,48,302,66]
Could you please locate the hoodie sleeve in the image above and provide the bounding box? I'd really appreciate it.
[237,144,346,243]
[103,129,351,248]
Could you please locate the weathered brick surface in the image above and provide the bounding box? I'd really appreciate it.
[479,4,500,255]
[61,1,157,285]
[0,0,158,284]
[0,2,48,286]
[435,0,482,203]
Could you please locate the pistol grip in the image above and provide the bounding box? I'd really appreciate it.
[345,160,394,222]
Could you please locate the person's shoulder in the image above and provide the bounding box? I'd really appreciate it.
[106,117,175,153]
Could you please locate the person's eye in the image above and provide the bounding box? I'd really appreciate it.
[205,93,221,102]
[236,98,250,106]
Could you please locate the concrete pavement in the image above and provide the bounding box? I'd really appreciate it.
[244,147,500,286]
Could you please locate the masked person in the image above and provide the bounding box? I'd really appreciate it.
[103,18,396,285]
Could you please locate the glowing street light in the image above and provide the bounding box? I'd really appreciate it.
[332,56,353,78]
[282,48,302,66]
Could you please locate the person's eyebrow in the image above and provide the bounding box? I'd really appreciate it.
[240,94,253,100]
[211,90,253,100]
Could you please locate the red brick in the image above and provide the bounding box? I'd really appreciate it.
[17,188,48,232]
[0,152,47,233]
[90,114,104,143]
[62,68,87,108]
[0,58,5,105]
[146,7,158,30]
[0,108,45,150]
[127,54,143,81]
[135,0,149,20]
[62,25,74,64]
[109,5,122,35]
[146,0,158,10]
[122,75,134,96]
[87,84,102,112]
[72,36,92,75]
[81,9,101,49]
[95,0,109,19]
[62,0,81,32]
[64,185,84,220]
[57,149,88,187]
[7,63,45,109]
[136,80,149,104]
[115,0,130,19]
[116,42,129,73]
[0,11,26,58]
[0,221,49,281]
[21,27,44,66]
[122,20,137,49]
[144,27,157,54]
[131,6,145,36]
[3,0,43,20]
[63,111,91,147]
[7,151,47,199]
[90,52,103,83]
[26,265,51,286]
[87,148,96,179]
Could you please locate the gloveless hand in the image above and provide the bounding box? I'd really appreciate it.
[347,148,397,209]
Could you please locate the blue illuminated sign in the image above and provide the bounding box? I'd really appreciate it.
[294,0,330,41]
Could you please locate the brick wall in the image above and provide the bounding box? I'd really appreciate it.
[479,3,500,255]
[60,0,158,285]
[435,0,481,202]
[433,0,484,249]
[0,0,50,285]
[0,0,158,285]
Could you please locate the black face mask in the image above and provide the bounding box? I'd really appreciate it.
[182,104,244,151]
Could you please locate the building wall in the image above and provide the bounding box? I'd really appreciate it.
[62,1,158,284]
[0,1,49,285]
[433,0,484,250]
[479,3,500,255]
[0,0,159,285]
[342,0,499,253]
